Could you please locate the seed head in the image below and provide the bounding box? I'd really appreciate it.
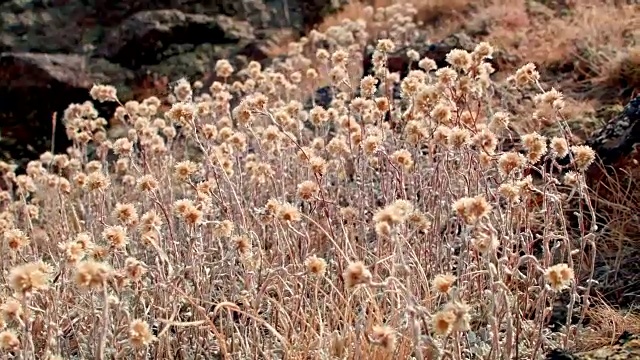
[124,257,147,281]
[570,145,596,171]
[343,261,372,288]
[129,319,155,348]
[4,228,29,252]
[0,330,19,351]
[446,49,473,72]
[8,262,51,296]
[112,203,138,226]
[173,160,199,182]
[444,301,471,332]
[90,84,118,102]
[297,180,319,201]
[376,39,395,53]
[432,310,456,335]
[550,137,569,159]
[498,151,526,177]
[103,225,128,249]
[452,195,492,225]
[277,202,301,222]
[136,175,158,192]
[304,255,328,276]
[212,219,235,237]
[74,260,112,290]
[432,274,456,294]
[513,63,540,87]
[391,149,414,170]
[370,325,396,351]
[84,171,110,192]
[545,263,574,291]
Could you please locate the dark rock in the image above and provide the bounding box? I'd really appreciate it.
[96,10,254,69]
[0,52,132,165]
[82,0,344,33]
[0,2,94,54]
[545,349,575,360]
[0,0,348,169]
[585,95,640,168]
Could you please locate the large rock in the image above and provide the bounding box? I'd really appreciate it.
[0,0,347,168]
[0,52,133,164]
[585,95,640,169]
[88,0,346,33]
[96,10,254,69]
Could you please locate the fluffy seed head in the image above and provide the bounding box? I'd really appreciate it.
[545,263,574,291]
[343,261,371,288]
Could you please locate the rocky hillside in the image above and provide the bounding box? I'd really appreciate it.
[0,0,346,165]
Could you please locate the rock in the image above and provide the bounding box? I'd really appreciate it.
[585,95,640,169]
[88,0,346,33]
[0,1,100,54]
[96,10,254,69]
[0,52,133,165]
[0,0,348,168]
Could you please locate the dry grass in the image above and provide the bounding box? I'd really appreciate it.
[306,0,639,102]
[316,0,474,33]
[577,299,640,351]
[0,3,637,360]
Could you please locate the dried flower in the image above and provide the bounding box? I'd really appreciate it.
[90,84,117,102]
[136,174,158,192]
[545,263,574,291]
[550,137,569,159]
[343,261,372,288]
[0,330,19,351]
[173,160,199,182]
[4,228,29,252]
[112,203,138,226]
[129,319,155,348]
[212,219,234,237]
[304,255,328,276]
[570,145,596,171]
[74,260,112,290]
[8,262,51,296]
[391,149,414,170]
[433,274,456,294]
[446,49,473,72]
[124,257,147,281]
[370,325,396,351]
[103,225,128,249]
[513,63,540,87]
[452,195,492,225]
[297,180,319,201]
[432,310,456,335]
[84,171,110,192]
[277,202,301,222]
[498,151,526,177]
[443,301,471,332]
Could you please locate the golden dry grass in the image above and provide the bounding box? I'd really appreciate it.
[307,0,639,103]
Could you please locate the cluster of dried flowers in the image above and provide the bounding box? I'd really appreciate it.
[0,2,598,359]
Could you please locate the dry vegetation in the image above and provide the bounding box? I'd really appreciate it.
[0,1,639,360]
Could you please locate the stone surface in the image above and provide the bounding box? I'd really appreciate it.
[96,10,254,69]
[0,0,345,165]
[585,95,640,169]
[0,52,132,164]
